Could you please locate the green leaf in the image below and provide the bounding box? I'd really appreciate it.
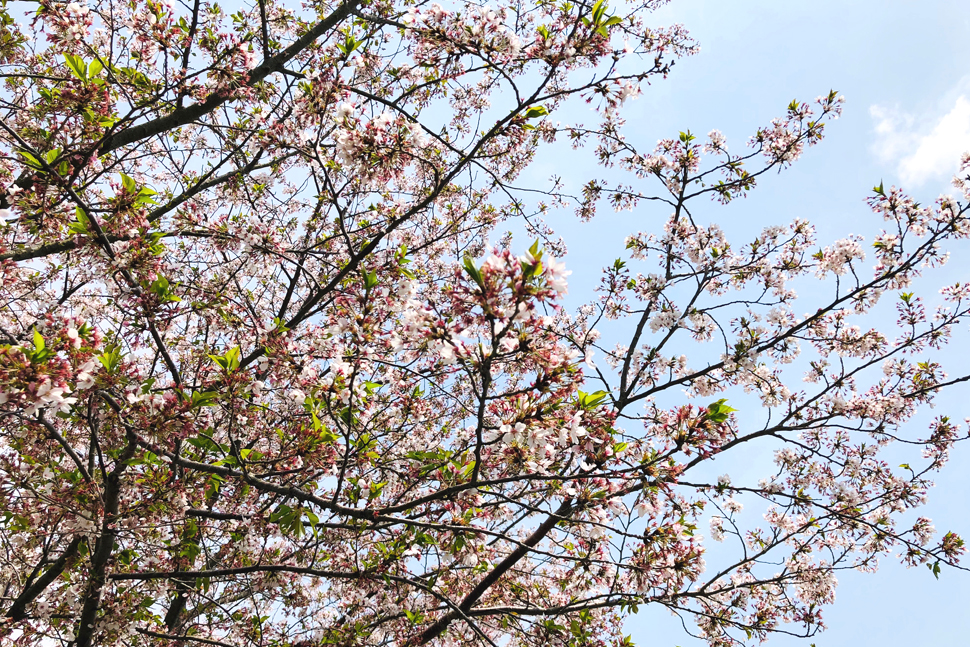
[706,398,737,424]
[462,256,485,289]
[68,207,91,235]
[523,105,549,119]
[518,240,545,278]
[25,329,53,364]
[271,317,290,333]
[591,0,606,23]
[270,504,291,523]
[528,239,543,260]
[135,186,158,205]
[64,54,86,80]
[338,35,361,56]
[577,390,609,410]
[87,58,103,78]
[208,346,241,372]
[186,435,222,453]
[148,276,180,303]
[190,391,221,408]
[18,150,42,170]
[98,344,124,373]
[120,173,138,194]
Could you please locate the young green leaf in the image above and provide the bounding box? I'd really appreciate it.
[463,256,485,289]
[64,54,86,80]
[706,399,737,424]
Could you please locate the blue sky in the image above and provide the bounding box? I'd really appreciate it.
[519,1,970,645]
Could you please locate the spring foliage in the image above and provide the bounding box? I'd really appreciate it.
[0,1,968,646]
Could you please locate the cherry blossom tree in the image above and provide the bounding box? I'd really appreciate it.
[0,0,967,646]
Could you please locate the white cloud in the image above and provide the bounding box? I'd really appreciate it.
[870,92,970,187]
[870,104,917,162]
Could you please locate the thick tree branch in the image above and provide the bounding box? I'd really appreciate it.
[417,500,574,644]
[3,536,83,623]
[98,0,361,155]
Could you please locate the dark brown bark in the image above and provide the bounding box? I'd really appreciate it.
[4,536,83,622]
[416,500,574,644]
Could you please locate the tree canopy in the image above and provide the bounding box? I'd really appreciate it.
[0,1,967,646]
